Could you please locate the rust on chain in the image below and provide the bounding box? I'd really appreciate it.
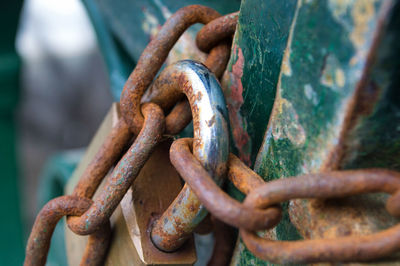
[168,138,281,231]
[240,170,400,264]
[228,153,265,194]
[196,12,239,53]
[120,5,221,135]
[67,103,164,235]
[24,196,110,266]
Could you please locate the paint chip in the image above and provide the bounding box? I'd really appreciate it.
[271,98,306,146]
[304,84,318,105]
[335,68,346,87]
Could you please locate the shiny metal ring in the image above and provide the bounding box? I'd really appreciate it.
[149,60,230,252]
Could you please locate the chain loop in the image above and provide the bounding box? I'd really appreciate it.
[24,196,110,266]
[240,170,400,264]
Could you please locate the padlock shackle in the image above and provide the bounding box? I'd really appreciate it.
[149,60,230,252]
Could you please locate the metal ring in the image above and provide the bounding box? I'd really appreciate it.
[241,170,400,264]
[24,196,110,266]
[149,60,230,252]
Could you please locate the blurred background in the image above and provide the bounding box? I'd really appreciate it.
[2,0,111,264]
[17,0,111,231]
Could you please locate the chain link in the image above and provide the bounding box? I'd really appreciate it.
[25,196,110,266]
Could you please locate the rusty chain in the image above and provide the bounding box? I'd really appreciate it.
[170,138,400,264]
[24,3,400,266]
[25,5,237,266]
[25,196,111,266]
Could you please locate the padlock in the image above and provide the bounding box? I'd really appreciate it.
[64,103,196,265]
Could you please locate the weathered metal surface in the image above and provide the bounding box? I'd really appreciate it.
[221,1,298,167]
[226,0,400,264]
[241,169,400,264]
[256,0,400,242]
[223,1,299,264]
[149,61,230,252]
[67,103,164,235]
[25,196,111,266]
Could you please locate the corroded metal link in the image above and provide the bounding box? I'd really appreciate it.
[24,196,110,266]
[196,12,239,53]
[68,103,164,235]
[150,61,230,252]
[167,138,281,231]
[120,5,221,135]
[240,170,400,264]
[228,153,265,194]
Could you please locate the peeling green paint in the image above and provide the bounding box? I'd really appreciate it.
[228,0,400,264]
[225,0,299,264]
